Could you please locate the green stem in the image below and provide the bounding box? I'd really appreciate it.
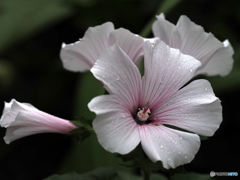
[140,0,182,37]
[142,169,151,180]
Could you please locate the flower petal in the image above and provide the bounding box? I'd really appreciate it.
[91,44,142,112]
[153,14,234,77]
[152,14,181,48]
[176,16,223,66]
[143,37,159,44]
[89,95,140,154]
[196,40,234,76]
[4,110,76,144]
[153,79,222,136]
[139,124,200,169]
[60,22,114,72]
[1,99,77,144]
[4,126,50,144]
[109,28,144,63]
[0,99,37,128]
[142,40,201,110]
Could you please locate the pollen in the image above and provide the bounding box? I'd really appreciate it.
[137,107,151,121]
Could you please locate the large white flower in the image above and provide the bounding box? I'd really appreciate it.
[0,99,77,144]
[88,40,222,169]
[152,13,234,77]
[60,22,144,72]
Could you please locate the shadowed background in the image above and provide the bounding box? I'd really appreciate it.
[0,0,239,179]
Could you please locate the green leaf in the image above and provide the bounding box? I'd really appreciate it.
[118,170,168,180]
[69,115,95,143]
[171,172,212,180]
[144,159,186,175]
[45,168,169,180]
[44,167,118,180]
[69,127,93,143]
[118,145,186,176]
[83,167,118,180]
[151,173,169,180]
[71,116,93,130]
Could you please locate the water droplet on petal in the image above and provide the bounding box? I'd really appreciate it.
[160,145,164,149]
[182,59,186,62]
[204,87,208,91]
[179,136,183,140]
[168,158,170,161]
[189,69,193,72]
[185,156,188,159]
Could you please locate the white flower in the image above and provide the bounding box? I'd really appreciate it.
[88,40,222,169]
[60,22,144,72]
[152,13,234,77]
[0,99,77,144]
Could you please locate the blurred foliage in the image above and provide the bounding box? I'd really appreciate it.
[0,0,240,180]
[44,167,118,180]
[45,167,169,180]
[171,172,211,180]
[0,0,73,54]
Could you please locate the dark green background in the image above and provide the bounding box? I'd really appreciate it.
[0,0,239,179]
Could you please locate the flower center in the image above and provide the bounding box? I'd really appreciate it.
[134,107,152,125]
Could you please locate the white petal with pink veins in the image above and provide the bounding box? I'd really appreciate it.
[152,14,177,46]
[152,14,234,77]
[109,28,144,63]
[154,79,222,136]
[176,16,223,62]
[196,40,234,76]
[0,99,38,128]
[91,45,142,112]
[89,95,140,154]
[0,99,77,144]
[89,39,222,169]
[4,126,50,144]
[142,40,201,110]
[60,22,114,72]
[139,124,200,169]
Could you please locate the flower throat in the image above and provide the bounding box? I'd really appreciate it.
[134,107,152,125]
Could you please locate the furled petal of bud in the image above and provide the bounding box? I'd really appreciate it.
[0,99,77,144]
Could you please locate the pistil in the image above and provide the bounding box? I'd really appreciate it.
[135,107,152,125]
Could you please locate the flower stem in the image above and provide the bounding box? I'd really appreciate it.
[142,169,151,180]
[140,0,181,37]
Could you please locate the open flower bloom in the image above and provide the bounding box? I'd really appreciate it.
[152,13,234,77]
[0,99,77,144]
[88,40,222,169]
[60,22,144,72]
